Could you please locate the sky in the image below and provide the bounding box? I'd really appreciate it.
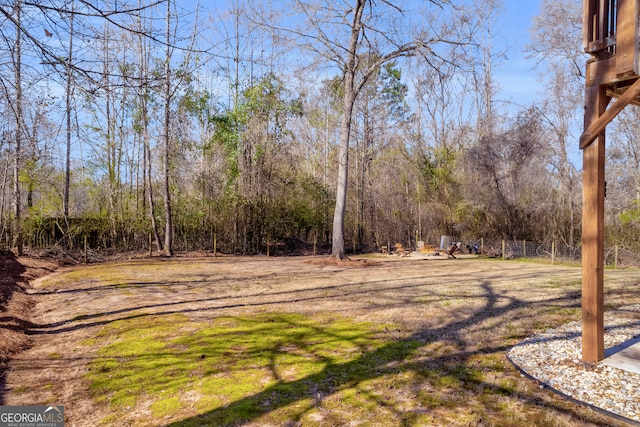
[494,1,543,108]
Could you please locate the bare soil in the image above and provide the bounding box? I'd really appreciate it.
[0,251,60,376]
[1,252,639,426]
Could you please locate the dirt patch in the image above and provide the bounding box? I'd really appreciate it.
[0,251,60,379]
[302,255,382,267]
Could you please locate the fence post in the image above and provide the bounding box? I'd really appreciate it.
[149,233,152,257]
[615,245,619,269]
[213,233,217,257]
[84,235,88,265]
[523,240,526,258]
[481,237,484,255]
[551,241,555,265]
[313,231,317,256]
[502,240,506,260]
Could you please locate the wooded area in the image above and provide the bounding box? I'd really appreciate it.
[1,0,640,258]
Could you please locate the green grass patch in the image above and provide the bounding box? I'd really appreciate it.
[86,312,416,425]
[541,278,581,289]
[544,306,580,317]
[37,260,182,289]
[151,397,182,418]
[512,257,581,267]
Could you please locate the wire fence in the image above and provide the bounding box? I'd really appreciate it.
[4,222,640,268]
[480,239,580,262]
[479,238,640,268]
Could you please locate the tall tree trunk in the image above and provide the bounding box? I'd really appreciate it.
[0,155,8,242]
[144,92,161,252]
[136,0,161,253]
[103,31,118,245]
[13,0,23,255]
[161,0,173,256]
[144,88,162,253]
[331,0,365,260]
[332,90,356,259]
[63,1,75,238]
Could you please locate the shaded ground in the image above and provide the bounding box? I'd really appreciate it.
[1,254,640,426]
[0,251,59,381]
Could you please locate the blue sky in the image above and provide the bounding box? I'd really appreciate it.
[494,1,543,107]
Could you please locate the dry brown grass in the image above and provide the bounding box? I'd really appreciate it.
[1,254,639,426]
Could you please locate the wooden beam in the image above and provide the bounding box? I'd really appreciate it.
[616,0,639,76]
[598,0,609,42]
[582,84,606,363]
[586,36,616,54]
[583,0,596,51]
[580,76,640,149]
[582,0,594,52]
[586,56,618,87]
[605,88,640,107]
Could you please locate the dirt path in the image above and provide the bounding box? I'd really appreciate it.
[0,252,59,379]
[2,255,639,426]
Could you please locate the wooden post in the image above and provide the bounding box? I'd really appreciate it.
[149,232,152,257]
[501,240,505,260]
[213,233,217,257]
[579,0,640,363]
[313,231,317,256]
[551,241,555,265]
[523,240,526,258]
[84,235,88,264]
[614,244,619,269]
[481,237,484,255]
[582,84,606,363]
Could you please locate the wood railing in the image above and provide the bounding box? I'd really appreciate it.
[583,0,617,56]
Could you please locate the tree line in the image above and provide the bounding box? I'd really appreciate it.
[1,0,640,258]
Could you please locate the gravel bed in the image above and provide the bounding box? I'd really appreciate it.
[508,304,640,424]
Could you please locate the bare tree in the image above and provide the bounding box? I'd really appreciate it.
[464,107,550,240]
[528,0,585,247]
[63,1,75,228]
[134,0,162,252]
[160,0,174,256]
[472,0,504,138]
[250,0,474,259]
[157,0,202,256]
[12,0,23,254]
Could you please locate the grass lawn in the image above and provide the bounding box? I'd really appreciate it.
[4,256,639,426]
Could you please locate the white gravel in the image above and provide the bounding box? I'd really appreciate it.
[507,304,640,424]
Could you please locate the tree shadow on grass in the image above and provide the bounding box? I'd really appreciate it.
[158,283,615,427]
[26,267,573,335]
[8,259,630,425]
